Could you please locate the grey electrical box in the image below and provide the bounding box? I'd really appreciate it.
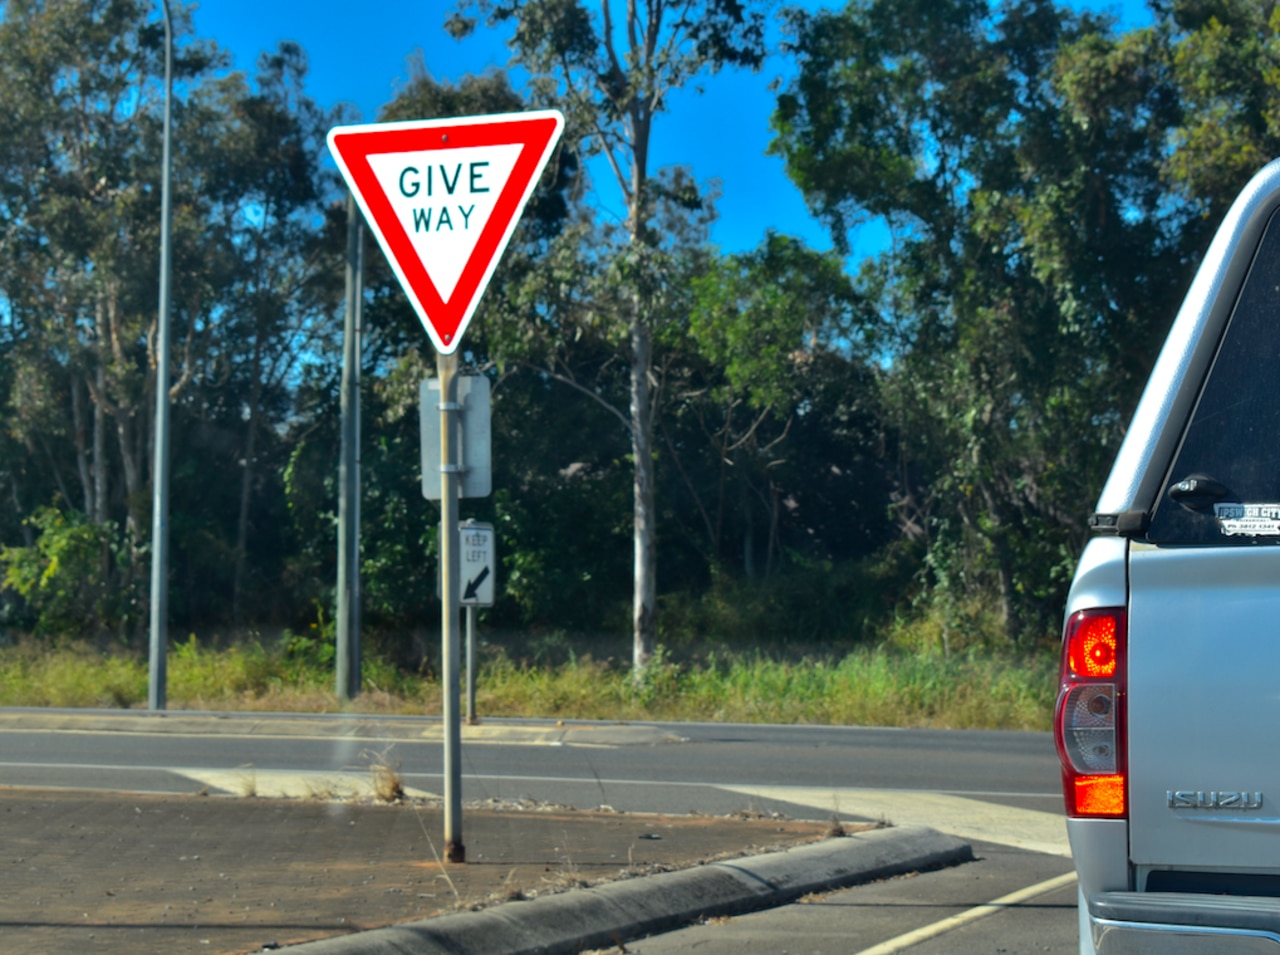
[420,376,492,499]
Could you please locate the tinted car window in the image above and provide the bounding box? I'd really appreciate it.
[1147,209,1280,544]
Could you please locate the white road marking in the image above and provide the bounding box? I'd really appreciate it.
[173,769,436,800]
[718,784,1071,856]
[853,871,1079,954]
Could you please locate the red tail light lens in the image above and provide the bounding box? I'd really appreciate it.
[1056,608,1127,817]
[1067,613,1120,678]
[1074,774,1126,816]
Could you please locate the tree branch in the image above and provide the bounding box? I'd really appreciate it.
[540,363,634,436]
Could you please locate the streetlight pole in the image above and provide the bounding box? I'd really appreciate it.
[148,0,174,711]
[336,194,363,702]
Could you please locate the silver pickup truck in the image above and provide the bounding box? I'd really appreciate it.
[1058,158,1280,953]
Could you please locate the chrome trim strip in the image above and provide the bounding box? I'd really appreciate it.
[1094,917,1280,954]
[1171,816,1280,827]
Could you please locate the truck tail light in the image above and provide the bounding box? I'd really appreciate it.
[1055,608,1127,817]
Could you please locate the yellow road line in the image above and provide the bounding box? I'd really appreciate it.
[854,871,1079,955]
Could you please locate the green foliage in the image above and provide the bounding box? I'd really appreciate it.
[459,643,1055,729]
[7,0,1280,687]
[0,641,146,708]
[656,554,911,652]
[1161,0,1280,217]
[168,635,280,701]
[477,650,625,714]
[455,0,770,671]
[769,0,1219,642]
[626,643,682,707]
[0,634,424,710]
[687,234,868,411]
[282,616,336,676]
[0,630,1055,730]
[0,505,139,637]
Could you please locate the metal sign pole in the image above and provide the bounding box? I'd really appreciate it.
[353,219,363,661]
[437,351,465,863]
[466,605,478,725]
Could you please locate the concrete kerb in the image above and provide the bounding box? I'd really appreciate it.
[280,824,973,955]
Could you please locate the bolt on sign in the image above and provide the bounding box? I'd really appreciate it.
[326,111,565,354]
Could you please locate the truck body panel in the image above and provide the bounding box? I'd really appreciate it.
[1128,545,1280,872]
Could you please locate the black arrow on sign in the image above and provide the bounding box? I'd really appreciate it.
[463,566,490,601]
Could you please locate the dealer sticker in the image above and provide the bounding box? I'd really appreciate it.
[1215,502,1280,537]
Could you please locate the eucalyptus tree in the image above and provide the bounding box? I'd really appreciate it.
[190,42,340,625]
[1156,0,1280,219]
[771,0,1193,640]
[0,3,344,636]
[0,0,224,634]
[678,232,887,579]
[449,0,767,671]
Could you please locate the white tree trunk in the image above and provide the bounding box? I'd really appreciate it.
[630,311,656,671]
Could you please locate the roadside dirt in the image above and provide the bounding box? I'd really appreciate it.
[0,788,832,955]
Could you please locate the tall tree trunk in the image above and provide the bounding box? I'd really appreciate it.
[32,431,72,506]
[71,374,93,516]
[766,484,780,578]
[99,288,144,541]
[11,479,33,548]
[72,372,112,591]
[978,480,1017,641]
[630,312,656,671]
[714,403,732,565]
[627,110,657,672]
[114,411,142,535]
[93,365,106,524]
[233,401,259,627]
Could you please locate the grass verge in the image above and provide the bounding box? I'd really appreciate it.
[0,638,1056,731]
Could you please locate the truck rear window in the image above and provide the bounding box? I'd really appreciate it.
[1147,209,1280,545]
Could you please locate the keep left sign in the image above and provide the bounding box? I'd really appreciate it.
[328,111,564,354]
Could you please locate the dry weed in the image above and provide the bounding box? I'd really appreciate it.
[304,778,343,801]
[366,748,405,803]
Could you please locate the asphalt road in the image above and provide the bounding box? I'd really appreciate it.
[0,710,1077,953]
[622,839,1078,955]
[0,710,1061,811]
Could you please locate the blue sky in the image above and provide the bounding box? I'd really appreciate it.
[189,0,1157,259]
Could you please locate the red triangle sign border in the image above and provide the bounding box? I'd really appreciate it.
[327,110,565,354]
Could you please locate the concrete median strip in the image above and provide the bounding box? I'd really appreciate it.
[719,784,1071,857]
[280,825,972,955]
[174,768,438,800]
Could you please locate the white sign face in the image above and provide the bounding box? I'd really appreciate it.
[365,145,522,302]
[327,112,564,354]
[459,522,495,607]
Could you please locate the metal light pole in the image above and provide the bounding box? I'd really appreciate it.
[148,0,174,712]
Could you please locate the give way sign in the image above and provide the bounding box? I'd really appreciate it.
[327,110,564,354]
